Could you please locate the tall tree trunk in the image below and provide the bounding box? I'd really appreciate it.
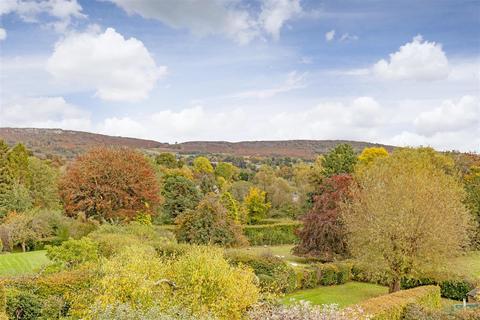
[21,242,26,252]
[389,278,401,293]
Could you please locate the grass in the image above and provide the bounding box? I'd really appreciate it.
[227,244,308,264]
[282,282,388,308]
[451,251,480,279]
[0,250,50,277]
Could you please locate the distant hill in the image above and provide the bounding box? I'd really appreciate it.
[0,127,395,160]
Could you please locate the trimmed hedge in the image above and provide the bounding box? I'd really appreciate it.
[401,276,477,301]
[357,285,441,320]
[243,221,301,245]
[293,262,353,290]
[226,251,297,293]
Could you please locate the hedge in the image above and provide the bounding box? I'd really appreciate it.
[226,251,297,293]
[401,276,477,301]
[357,285,441,320]
[243,221,301,245]
[293,262,353,290]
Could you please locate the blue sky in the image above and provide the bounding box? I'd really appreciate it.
[0,0,479,151]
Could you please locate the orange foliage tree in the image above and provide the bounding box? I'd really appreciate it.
[60,148,160,221]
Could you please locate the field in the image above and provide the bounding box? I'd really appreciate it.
[282,282,388,307]
[227,244,307,264]
[0,250,50,276]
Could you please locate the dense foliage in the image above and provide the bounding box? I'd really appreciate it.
[60,148,161,221]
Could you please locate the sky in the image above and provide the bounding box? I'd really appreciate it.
[0,0,479,151]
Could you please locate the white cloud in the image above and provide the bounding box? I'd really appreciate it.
[0,96,91,130]
[230,71,307,99]
[46,27,167,102]
[259,0,302,40]
[414,95,479,136]
[325,29,335,42]
[0,0,85,32]
[0,28,6,40]
[373,35,449,81]
[105,0,302,44]
[339,33,358,42]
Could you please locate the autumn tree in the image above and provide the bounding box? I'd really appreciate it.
[161,174,201,222]
[176,193,248,247]
[60,148,161,221]
[215,162,239,181]
[28,157,60,209]
[322,144,357,177]
[193,156,214,174]
[343,148,472,293]
[294,174,353,261]
[357,147,388,165]
[221,191,241,222]
[244,187,271,224]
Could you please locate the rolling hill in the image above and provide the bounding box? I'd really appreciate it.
[0,127,395,160]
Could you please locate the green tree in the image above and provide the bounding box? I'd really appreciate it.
[193,156,214,174]
[215,162,238,181]
[220,192,241,222]
[322,144,357,177]
[46,238,99,269]
[161,175,201,222]
[176,194,247,247]
[244,187,271,224]
[28,157,60,209]
[343,148,472,293]
[155,153,178,168]
[7,143,30,186]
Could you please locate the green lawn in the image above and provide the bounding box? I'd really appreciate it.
[228,244,308,264]
[282,282,388,308]
[451,251,480,279]
[0,250,50,276]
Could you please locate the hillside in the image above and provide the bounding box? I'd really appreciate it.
[0,127,395,159]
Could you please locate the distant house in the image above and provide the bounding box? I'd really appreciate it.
[467,288,479,303]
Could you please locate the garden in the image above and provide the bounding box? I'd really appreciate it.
[0,140,479,319]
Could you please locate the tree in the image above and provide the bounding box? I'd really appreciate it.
[3,212,37,252]
[343,149,472,293]
[7,143,30,186]
[60,148,161,221]
[155,153,178,169]
[176,194,248,247]
[322,144,357,177]
[464,166,480,247]
[294,174,353,261]
[215,162,238,181]
[46,238,99,269]
[161,174,201,222]
[244,187,271,224]
[357,147,388,165]
[220,191,241,222]
[28,157,60,209]
[193,156,213,174]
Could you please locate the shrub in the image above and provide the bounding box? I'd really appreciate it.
[403,303,480,320]
[6,289,42,320]
[226,251,297,293]
[297,266,319,289]
[243,221,301,245]
[247,301,371,320]
[161,175,201,223]
[91,246,259,320]
[46,238,99,269]
[175,194,248,247]
[0,283,5,313]
[401,276,477,301]
[356,285,441,320]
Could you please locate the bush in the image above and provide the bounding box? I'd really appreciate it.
[247,301,371,320]
[403,303,480,320]
[175,194,248,247]
[90,246,259,320]
[356,285,441,320]
[46,238,99,269]
[226,251,297,293]
[401,276,477,301]
[6,289,42,320]
[243,221,301,245]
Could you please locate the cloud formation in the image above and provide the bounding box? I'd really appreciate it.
[105,0,302,44]
[373,35,449,81]
[46,27,167,102]
[325,29,335,41]
[0,0,85,32]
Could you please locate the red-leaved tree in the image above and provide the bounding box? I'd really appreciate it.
[60,148,161,221]
[294,174,353,261]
